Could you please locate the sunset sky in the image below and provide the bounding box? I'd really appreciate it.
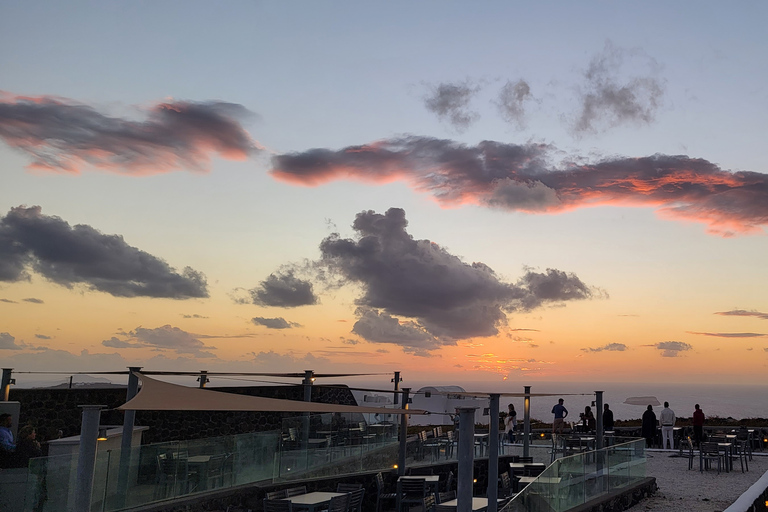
[1,1,767,389]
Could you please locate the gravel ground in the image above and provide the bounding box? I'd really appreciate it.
[627,450,768,512]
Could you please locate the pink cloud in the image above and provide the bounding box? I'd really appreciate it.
[0,92,261,175]
[271,136,768,236]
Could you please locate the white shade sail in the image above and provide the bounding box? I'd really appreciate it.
[118,372,426,414]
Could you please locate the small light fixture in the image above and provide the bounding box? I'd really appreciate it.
[473,479,477,483]
[97,428,108,441]
[540,433,545,438]
[393,464,398,469]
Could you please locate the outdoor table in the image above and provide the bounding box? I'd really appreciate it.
[509,462,546,477]
[474,433,490,456]
[439,497,502,512]
[368,423,391,440]
[518,476,561,485]
[397,475,440,510]
[283,491,345,512]
[718,443,734,472]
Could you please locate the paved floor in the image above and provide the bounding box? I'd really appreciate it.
[627,450,768,512]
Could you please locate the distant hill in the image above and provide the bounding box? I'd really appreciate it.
[15,374,125,389]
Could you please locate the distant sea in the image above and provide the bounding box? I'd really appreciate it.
[18,376,767,422]
[357,380,768,423]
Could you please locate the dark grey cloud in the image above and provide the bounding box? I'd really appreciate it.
[571,41,664,135]
[318,208,596,348]
[22,297,44,304]
[34,334,51,339]
[0,93,260,174]
[423,81,481,132]
[653,341,693,357]
[251,317,299,329]
[495,79,533,130]
[715,309,768,320]
[0,298,17,303]
[0,206,208,298]
[581,342,628,352]
[687,331,766,338]
[0,332,23,350]
[509,267,599,311]
[101,325,215,356]
[182,314,208,319]
[271,136,768,236]
[248,270,318,308]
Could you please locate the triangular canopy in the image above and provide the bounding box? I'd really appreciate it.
[118,373,426,414]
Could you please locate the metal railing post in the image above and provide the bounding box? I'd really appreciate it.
[74,405,105,512]
[457,406,477,512]
[398,387,410,475]
[1,368,13,401]
[116,367,142,509]
[523,386,531,458]
[487,394,500,512]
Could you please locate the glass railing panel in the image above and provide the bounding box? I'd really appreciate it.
[24,453,78,512]
[504,438,644,512]
[275,413,402,481]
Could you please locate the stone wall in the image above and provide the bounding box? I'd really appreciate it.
[9,384,359,444]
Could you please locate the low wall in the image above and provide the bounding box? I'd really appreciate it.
[9,384,359,444]
[723,470,768,512]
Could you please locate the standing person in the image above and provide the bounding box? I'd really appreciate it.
[641,405,657,448]
[0,413,15,468]
[603,404,615,432]
[692,404,705,447]
[552,398,568,435]
[505,404,517,444]
[660,401,676,450]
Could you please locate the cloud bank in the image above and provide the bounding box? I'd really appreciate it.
[0,206,208,298]
[271,136,768,236]
[0,332,24,350]
[101,325,215,357]
[0,92,260,174]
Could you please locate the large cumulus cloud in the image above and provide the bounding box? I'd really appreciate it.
[0,206,208,298]
[317,208,596,348]
[271,136,768,237]
[0,92,260,174]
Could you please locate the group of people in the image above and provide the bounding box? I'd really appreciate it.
[641,402,707,448]
[549,398,615,435]
[0,413,44,469]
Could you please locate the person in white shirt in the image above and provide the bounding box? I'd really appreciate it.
[659,402,676,450]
